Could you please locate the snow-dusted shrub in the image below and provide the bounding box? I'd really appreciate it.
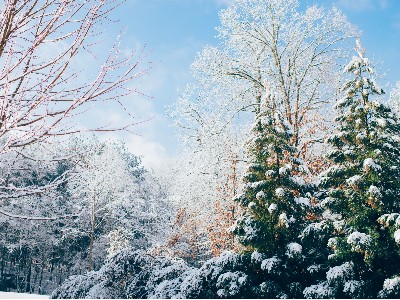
[303,281,335,299]
[147,257,194,299]
[378,276,400,298]
[89,248,299,299]
[255,280,282,298]
[215,271,248,298]
[180,248,316,298]
[50,273,99,299]
[85,282,115,299]
[343,280,366,298]
[326,262,354,285]
[346,231,371,252]
[179,251,251,299]
[260,257,282,275]
[286,242,303,259]
[51,249,154,299]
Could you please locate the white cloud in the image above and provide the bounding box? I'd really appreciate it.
[96,126,168,168]
[125,134,167,167]
[91,99,168,167]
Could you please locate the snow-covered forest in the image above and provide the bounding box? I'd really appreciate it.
[1,0,400,299]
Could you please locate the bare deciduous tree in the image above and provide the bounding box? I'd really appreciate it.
[0,0,148,215]
[175,0,358,149]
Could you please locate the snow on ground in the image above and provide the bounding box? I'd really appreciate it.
[0,292,48,299]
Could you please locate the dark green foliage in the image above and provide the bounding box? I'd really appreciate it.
[52,248,318,299]
[309,41,400,298]
[227,89,318,297]
[233,90,311,255]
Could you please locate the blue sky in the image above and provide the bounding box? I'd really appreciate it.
[97,0,400,165]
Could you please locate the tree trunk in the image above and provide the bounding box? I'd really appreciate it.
[88,195,96,271]
[58,266,63,286]
[38,259,44,295]
[25,257,32,293]
[0,247,5,290]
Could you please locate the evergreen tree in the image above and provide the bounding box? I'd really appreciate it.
[231,85,313,297]
[234,84,310,253]
[308,40,400,298]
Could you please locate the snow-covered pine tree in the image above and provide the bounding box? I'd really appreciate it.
[234,85,310,253]
[232,84,313,297]
[307,40,400,298]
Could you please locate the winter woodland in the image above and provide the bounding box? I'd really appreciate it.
[1,0,400,299]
